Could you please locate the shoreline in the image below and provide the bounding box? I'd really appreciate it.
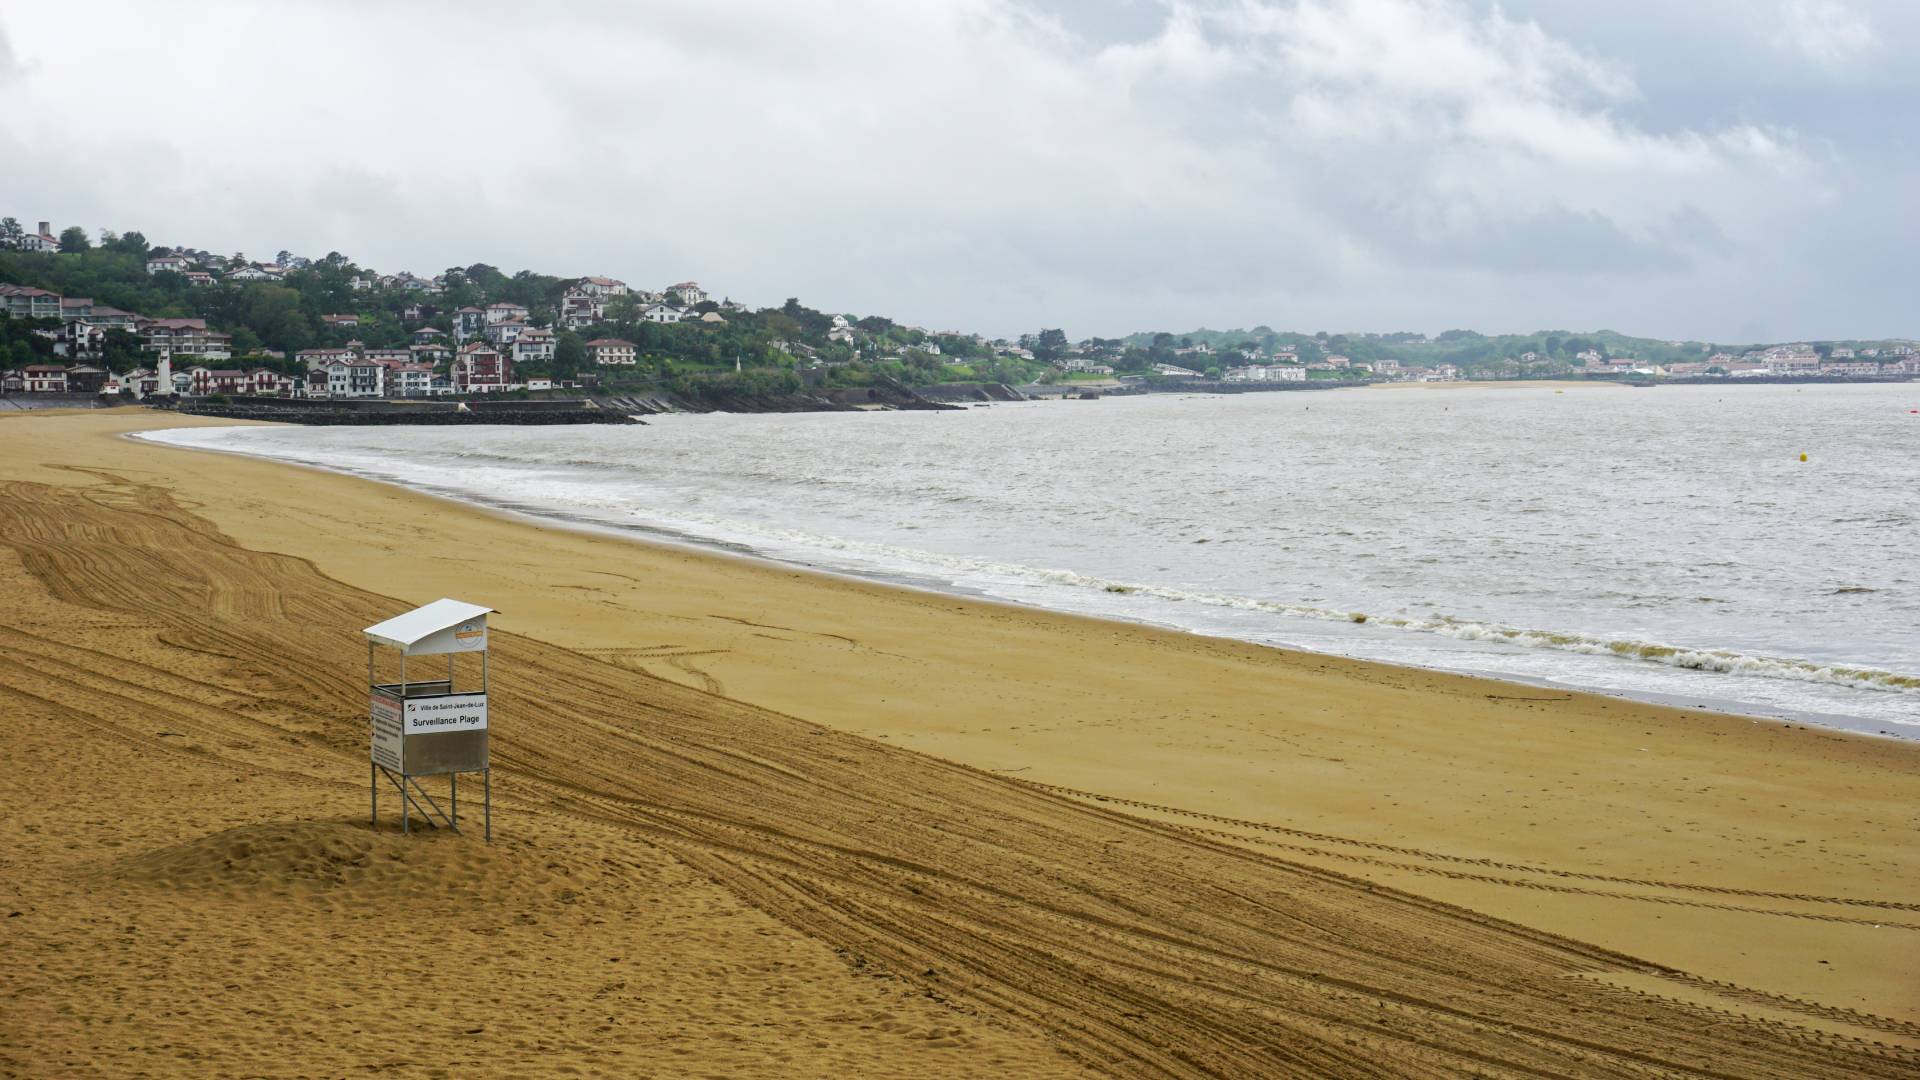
[130,421,1917,742]
[5,408,1918,1034]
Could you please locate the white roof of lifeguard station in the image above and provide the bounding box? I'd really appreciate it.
[363,599,494,653]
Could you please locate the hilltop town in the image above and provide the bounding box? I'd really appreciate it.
[2,217,1914,405]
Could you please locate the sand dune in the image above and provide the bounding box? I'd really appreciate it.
[1,411,1916,1076]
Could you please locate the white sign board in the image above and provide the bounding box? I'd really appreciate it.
[370,694,403,771]
[403,693,488,734]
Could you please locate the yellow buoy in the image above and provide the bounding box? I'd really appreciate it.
[1799,453,1808,462]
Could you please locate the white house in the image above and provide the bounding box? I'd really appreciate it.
[665,281,707,306]
[484,301,530,325]
[483,318,528,346]
[1765,352,1820,375]
[560,289,605,329]
[0,284,64,319]
[1223,364,1306,383]
[387,364,435,397]
[573,276,629,297]
[511,326,556,364]
[141,317,232,361]
[324,358,385,398]
[246,368,295,396]
[453,306,487,341]
[224,265,279,283]
[642,303,683,324]
[454,342,512,393]
[296,346,359,368]
[1821,361,1881,377]
[146,253,191,275]
[18,222,60,253]
[23,364,68,392]
[585,338,637,365]
[50,320,105,359]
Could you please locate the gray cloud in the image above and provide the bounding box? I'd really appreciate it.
[0,1,1912,343]
[0,23,19,83]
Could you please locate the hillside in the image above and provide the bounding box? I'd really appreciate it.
[0,233,1041,391]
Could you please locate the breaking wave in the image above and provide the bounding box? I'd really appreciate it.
[586,506,1920,698]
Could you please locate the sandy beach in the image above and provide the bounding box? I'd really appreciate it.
[3,408,1916,1077]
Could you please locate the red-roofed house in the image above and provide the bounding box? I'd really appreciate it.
[247,368,295,396]
[664,281,706,306]
[574,276,629,297]
[484,301,529,325]
[19,222,60,253]
[24,365,69,392]
[297,347,359,368]
[189,367,249,396]
[0,284,64,319]
[511,326,556,364]
[141,318,232,360]
[454,341,512,393]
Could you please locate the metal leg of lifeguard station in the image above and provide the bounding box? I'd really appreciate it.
[372,764,461,833]
[371,765,488,837]
[371,754,486,837]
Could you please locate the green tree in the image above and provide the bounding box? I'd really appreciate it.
[1034,328,1069,362]
[244,284,313,353]
[554,331,586,378]
[0,218,22,249]
[58,226,91,253]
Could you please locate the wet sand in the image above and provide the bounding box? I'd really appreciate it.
[2,408,1915,1077]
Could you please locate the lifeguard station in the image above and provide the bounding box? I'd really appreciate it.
[364,599,493,840]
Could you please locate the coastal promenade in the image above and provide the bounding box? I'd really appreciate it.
[2,408,1915,1077]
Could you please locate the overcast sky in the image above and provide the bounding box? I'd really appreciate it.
[1,1,1913,343]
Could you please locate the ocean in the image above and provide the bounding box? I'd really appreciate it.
[141,382,1920,737]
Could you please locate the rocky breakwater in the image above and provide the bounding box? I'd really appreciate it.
[170,396,642,425]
